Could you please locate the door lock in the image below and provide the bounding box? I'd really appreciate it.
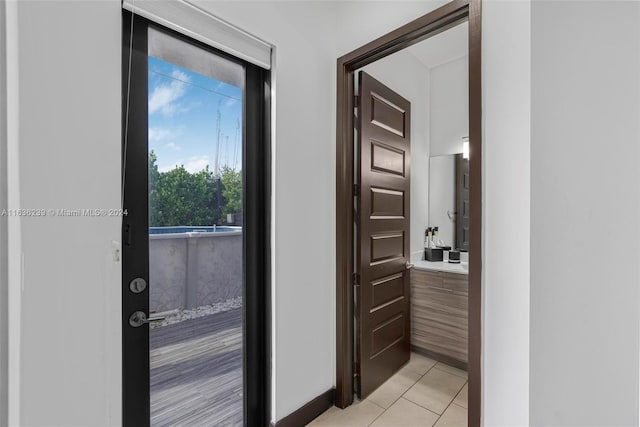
[129,277,147,293]
[128,311,166,328]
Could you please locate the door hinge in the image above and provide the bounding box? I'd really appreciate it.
[353,365,360,392]
[353,94,359,106]
[124,223,132,246]
[352,272,360,286]
[352,184,360,197]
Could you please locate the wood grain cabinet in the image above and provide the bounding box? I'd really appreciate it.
[411,269,468,364]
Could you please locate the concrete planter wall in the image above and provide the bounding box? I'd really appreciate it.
[149,231,242,313]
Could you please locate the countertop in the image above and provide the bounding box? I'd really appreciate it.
[412,260,469,275]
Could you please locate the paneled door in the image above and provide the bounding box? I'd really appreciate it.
[356,71,411,398]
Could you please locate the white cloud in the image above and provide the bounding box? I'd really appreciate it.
[224,97,238,108]
[158,162,179,173]
[158,155,210,174]
[149,127,171,143]
[184,156,210,173]
[164,142,182,151]
[149,70,190,117]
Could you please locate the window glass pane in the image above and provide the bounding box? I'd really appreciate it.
[147,27,245,426]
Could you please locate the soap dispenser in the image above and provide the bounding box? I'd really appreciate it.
[433,226,440,247]
[424,227,444,261]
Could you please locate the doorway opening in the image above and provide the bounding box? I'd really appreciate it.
[122,11,270,427]
[335,0,481,425]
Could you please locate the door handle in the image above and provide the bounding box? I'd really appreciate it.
[406,261,414,270]
[426,285,453,293]
[128,311,166,328]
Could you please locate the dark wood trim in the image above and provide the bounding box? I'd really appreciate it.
[410,345,468,372]
[335,55,354,409]
[271,389,335,427]
[335,1,482,425]
[467,1,482,425]
[337,0,470,71]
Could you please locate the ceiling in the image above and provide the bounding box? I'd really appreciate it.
[406,21,468,69]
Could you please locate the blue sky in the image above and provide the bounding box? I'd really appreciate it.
[148,56,243,173]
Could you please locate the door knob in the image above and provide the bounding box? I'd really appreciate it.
[128,311,166,328]
[405,261,414,270]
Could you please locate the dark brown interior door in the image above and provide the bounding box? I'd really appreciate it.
[356,71,411,398]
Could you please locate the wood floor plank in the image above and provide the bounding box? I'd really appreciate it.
[150,307,243,426]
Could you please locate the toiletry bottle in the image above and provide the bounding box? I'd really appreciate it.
[435,226,445,247]
[433,226,439,247]
[426,228,432,248]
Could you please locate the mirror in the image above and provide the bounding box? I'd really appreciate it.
[429,153,469,251]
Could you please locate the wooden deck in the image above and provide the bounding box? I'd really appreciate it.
[150,308,243,426]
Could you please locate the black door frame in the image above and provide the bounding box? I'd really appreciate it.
[122,10,271,426]
[335,0,482,425]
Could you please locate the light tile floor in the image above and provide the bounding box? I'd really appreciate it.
[308,353,467,427]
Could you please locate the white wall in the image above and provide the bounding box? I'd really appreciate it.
[4,1,20,424]
[530,1,640,425]
[430,56,469,157]
[361,50,430,262]
[7,1,122,425]
[0,0,8,423]
[482,0,531,424]
[335,1,449,55]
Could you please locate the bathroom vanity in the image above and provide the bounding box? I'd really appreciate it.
[411,261,468,366]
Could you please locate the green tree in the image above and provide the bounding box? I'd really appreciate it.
[148,153,242,227]
[149,150,161,226]
[148,153,222,227]
[220,166,242,220]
